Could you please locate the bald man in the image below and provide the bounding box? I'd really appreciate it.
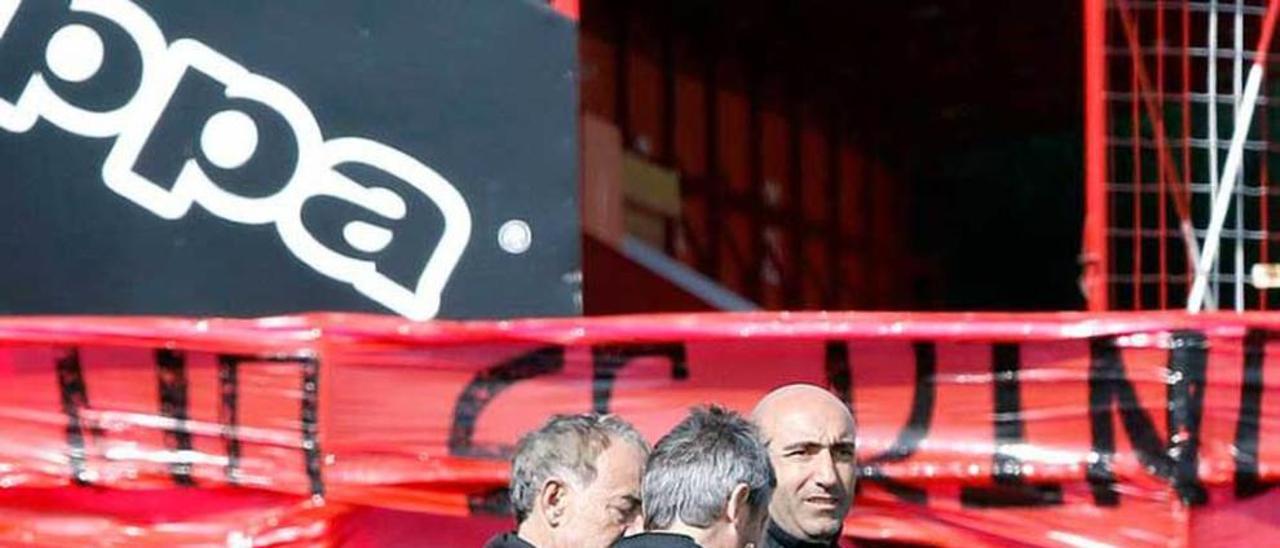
[751,384,857,548]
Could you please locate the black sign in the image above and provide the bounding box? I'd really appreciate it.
[0,0,579,319]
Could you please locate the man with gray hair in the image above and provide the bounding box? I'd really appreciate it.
[615,406,775,548]
[485,413,649,548]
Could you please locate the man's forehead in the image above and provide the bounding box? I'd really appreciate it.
[763,404,855,444]
[592,441,644,490]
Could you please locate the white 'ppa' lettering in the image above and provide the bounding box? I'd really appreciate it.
[0,0,473,320]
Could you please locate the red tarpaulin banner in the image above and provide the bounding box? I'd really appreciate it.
[2,312,1280,546]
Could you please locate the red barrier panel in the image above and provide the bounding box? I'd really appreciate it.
[2,313,1280,546]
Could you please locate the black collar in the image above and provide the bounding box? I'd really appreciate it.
[483,532,538,548]
[764,521,839,548]
[612,532,702,547]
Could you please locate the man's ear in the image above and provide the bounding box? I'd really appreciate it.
[623,511,644,537]
[725,483,751,524]
[538,478,571,528]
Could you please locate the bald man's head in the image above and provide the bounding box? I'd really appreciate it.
[752,385,852,424]
[752,384,856,543]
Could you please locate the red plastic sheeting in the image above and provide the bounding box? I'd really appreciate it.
[2,312,1280,545]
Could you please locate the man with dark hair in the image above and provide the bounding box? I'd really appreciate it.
[752,385,858,548]
[615,406,775,548]
[485,413,649,548]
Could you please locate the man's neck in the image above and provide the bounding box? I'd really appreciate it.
[653,520,719,547]
[516,520,555,548]
[765,520,837,548]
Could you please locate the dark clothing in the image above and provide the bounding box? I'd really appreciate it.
[612,532,702,548]
[483,532,538,548]
[761,521,840,548]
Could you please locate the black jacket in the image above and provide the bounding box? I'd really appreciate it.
[760,521,840,548]
[483,532,538,548]
[612,532,702,548]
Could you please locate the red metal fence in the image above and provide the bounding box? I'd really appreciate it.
[1084,0,1280,312]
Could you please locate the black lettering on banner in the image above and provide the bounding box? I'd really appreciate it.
[960,343,1063,508]
[298,358,322,499]
[1167,331,1208,505]
[590,343,689,414]
[217,354,242,485]
[448,346,566,517]
[1087,332,1208,506]
[299,355,323,499]
[824,341,852,407]
[448,346,566,459]
[216,353,322,498]
[155,348,195,487]
[1235,329,1280,498]
[467,487,514,518]
[55,347,98,486]
[850,342,937,505]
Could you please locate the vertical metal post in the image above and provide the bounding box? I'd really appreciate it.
[1084,0,1110,310]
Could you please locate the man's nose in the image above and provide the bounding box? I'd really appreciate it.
[812,449,839,487]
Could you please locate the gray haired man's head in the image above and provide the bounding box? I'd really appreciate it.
[641,405,775,545]
[507,413,648,548]
[510,413,648,521]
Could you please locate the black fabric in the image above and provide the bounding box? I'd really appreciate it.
[612,532,702,548]
[483,532,538,548]
[761,521,840,548]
